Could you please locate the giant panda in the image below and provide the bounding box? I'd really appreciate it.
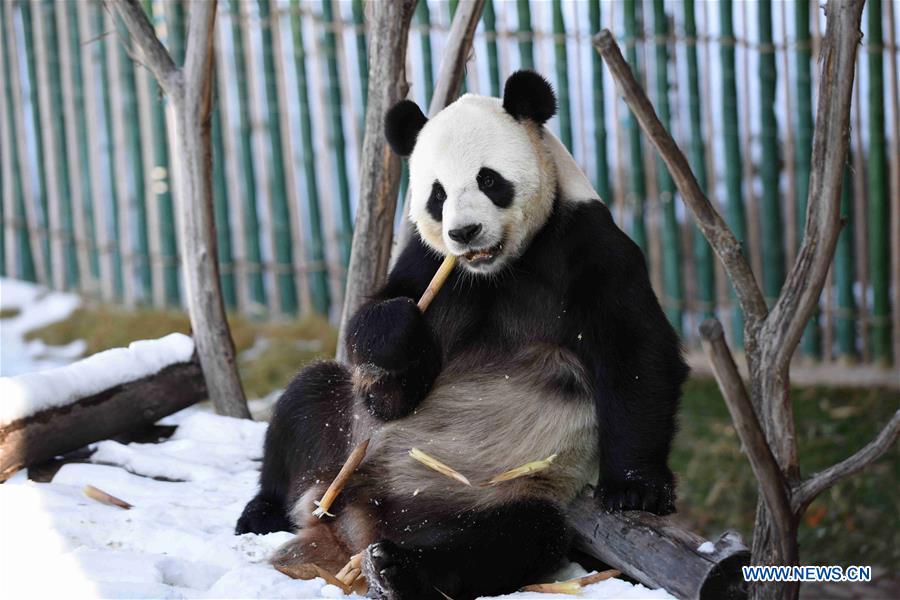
[236,71,688,600]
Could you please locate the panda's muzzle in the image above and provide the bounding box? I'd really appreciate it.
[462,241,504,265]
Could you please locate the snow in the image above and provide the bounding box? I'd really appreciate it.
[0,408,674,599]
[0,332,194,427]
[697,541,716,554]
[0,277,83,376]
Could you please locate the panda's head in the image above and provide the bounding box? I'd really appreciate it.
[385,71,559,274]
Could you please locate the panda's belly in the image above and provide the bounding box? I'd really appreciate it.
[364,344,598,510]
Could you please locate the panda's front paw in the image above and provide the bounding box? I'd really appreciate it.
[348,298,433,371]
[362,540,432,600]
[596,468,676,515]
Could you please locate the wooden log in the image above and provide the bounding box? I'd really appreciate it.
[567,492,750,600]
[0,360,206,482]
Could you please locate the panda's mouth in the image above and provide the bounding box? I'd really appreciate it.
[462,241,504,265]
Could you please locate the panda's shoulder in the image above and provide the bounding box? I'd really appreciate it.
[553,199,645,275]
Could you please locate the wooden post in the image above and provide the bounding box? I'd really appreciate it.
[335,0,417,363]
[112,0,250,419]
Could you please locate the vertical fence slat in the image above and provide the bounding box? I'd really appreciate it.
[259,0,298,315]
[588,0,610,203]
[106,8,136,306]
[7,2,45,284]
[482,0,500,98]
[835,162,857,359]
[228,0,266,311]
[851,69,871,363]
[516,0,534,71]
[757,0,784,302]
[551,0,572,151]
[19,0,52,285]
[719,0,746,348]
[683,0,714,322]
[651,0,682,331]
[0,0,18,278]
[623,0,646,254]
[32,0,66,290]
[211,93,237,310]
[58,0,96,291]
[779,0,797,270]
[351,0,367,112]
[415,0,435,106]
[290,0,330,316]
[738,2,762,298]
[321,0,353,270]
[270,2,311,315]
[794,0,821,357]
[867,0,891,363]
[886,0,900,366]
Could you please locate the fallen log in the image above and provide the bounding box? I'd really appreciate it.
[567,491,749,600]
[0,359,206,481]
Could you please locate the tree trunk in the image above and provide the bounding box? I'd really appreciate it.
[335,0,417,362]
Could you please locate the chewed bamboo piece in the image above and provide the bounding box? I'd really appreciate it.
[313,439,370,518]
[83,485,133,510]
[409,448,472,486]
[336,552,366,594]
[417,254,457,311]
[487,453,557,485]
[312,256,458,519]
[274,561,352,594]
[521,569,621,594]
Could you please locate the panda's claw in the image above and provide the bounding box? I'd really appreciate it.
[596,470,676,516]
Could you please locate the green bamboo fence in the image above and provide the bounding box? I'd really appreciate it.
[588,0,610,204]
[623,0,647,256]
[867,0,891,363]
[482,0,501,98]
[552,0,572,151]
[321,0,353,269]
[652,0,683,332]
[719,0,747,348]
[351,0,367,114]
[416,0,435,106]
[835,162,857,359]
[259,0,298,315]
[516,0,534,71]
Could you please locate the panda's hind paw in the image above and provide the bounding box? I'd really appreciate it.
[596,470,676,516]
[363,540,432,600]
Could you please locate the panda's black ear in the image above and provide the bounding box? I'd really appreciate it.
[384,100,428,157]
[502,70,557,125]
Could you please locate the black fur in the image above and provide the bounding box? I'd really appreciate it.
[477,167,515,208]
[425,181,446,221]
[502,70,557,125]
[384,100,428,157]
[238,198,687,597]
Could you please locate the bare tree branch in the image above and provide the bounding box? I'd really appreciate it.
[699,318,795,564]
[793,410,900,513]
[105,0,180,94]
[593,30,768,331]
[336,0,417,362]
[391,0,486,264]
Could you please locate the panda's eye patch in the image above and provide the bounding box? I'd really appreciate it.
[477,168,514,208]
[426,181,446,222]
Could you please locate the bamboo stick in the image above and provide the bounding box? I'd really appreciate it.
[290,1,330,316]
[866,0,890,364]
[259,0,298,316]
[83,485,133,510]
[835,163,857,360]
[651,0,683,332]
[409,447,471,486]
[516,0,534,71]
[417,255,457,312]
[718,0,746,348]
[588,0,610,204]
[313,439,370,518]
[757,0,784,303]
[552,0,572,152]
[321,0,353,270]
[521,569,621,594]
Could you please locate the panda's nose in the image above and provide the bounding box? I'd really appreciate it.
[448,223,482,244]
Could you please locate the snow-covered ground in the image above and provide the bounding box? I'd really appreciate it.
[0,278,674,599]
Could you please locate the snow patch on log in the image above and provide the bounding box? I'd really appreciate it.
[0,333,194,427]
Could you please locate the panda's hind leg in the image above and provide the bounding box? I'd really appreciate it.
[235,361,353,535]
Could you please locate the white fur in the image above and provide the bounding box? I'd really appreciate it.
[408,94,558,274]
